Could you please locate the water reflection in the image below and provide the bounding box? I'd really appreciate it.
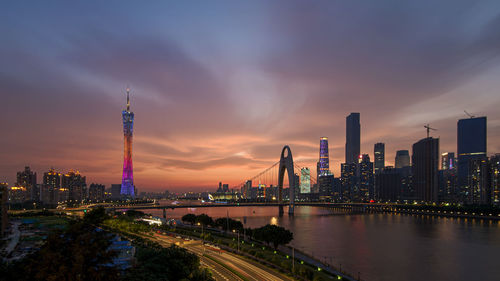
[147,205,500,281]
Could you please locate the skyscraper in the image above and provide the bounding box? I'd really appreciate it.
[441,152,455,170]
[468,158,490,205]
[359,154,374,200]
[300,168,311,194]
[490,154,500,205]
[457,116,487,200]
[319,137,330,176]
[341,163,356,201]
[412,137,439,203]
[395,150,410,168]
[16,166,37,202]
[121,88,135,197]
[42,168,61,204]
[374,143,385,174]
[345,113,360,164]
[62,170,86,202]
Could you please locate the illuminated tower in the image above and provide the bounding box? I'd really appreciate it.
[121,88,135,197]
[319,137,330,176]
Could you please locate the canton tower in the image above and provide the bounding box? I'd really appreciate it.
[121,88,135,197]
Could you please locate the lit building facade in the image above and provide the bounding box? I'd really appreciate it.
[16,166,37,202]
[468,158,490,205]
[491,154,500,205]
[374,143,385,174]
[346,113,360,164]
[300,168,311,194]
[62,170,86,202]
[42,168,61,204]
[121,88,135,198]
[457,116,487,201]
[341,163,357,201]
[441,152,456,170]
[358,154,374,201]
[319,137,330,176]
[89,183,105,201]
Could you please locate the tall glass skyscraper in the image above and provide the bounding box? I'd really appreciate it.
[395,150,410,168]
[319,137,330,176]
[374,143,385,174]
[121,88,135,197]
[346,113,360,164]
[457,116,487,199]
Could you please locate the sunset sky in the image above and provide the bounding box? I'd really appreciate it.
[2,1,500,192]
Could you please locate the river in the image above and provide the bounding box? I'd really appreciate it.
[147,204,500,281]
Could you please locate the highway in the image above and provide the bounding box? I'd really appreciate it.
[145,232,293,281]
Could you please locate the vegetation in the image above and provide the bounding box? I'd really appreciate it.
[1,220,120,281]
[214,217,243,231]
[252,224,293,250]
[123,246,214,281]
[182,213,197,225]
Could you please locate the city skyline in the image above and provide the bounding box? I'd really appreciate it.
[2,1,500,191]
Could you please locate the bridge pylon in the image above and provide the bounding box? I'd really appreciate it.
[278,145,295,215]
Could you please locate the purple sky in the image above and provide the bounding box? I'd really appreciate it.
[1,1,500,192]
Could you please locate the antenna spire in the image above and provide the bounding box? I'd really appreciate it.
[126,87,130,111]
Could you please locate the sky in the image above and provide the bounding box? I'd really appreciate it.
[1,1,500,192]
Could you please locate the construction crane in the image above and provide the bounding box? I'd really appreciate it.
[464,110,475,118]
[424,124,437,138]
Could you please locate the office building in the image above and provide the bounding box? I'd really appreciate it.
[62,170,86,202]
[319,137,330,176]
[457,116,487,200]
[318,174,334,199]
[345,113,360,164]
[412,137,439,203]
[395,150,410,168]
[374,143,385,174]
[0,183,8,237]
[341,163,357,201]
[111,184,122,200]
[441,152,456,170]
[300,168,311,194]
[359,154,374,200]
[16,166,37,202]
[438,168,458,203]
[468,158,490,205]
[89,183,105,201]
[375,167,401,202]
[490,154,500,205]
[121,88,135,197]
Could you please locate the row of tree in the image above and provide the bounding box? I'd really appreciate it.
[181,213,293,249]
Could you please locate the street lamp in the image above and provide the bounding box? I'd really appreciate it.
[232,229,239,252]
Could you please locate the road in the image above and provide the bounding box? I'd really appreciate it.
[145,232,293,281]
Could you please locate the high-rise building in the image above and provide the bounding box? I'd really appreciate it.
[412,137,439,203]
[62,170,86,202]
[42,168,61,204]
[468,158,490,205]
[345,113,360,164]
[89,183,105,201]
[318,174,334,199]
[395,150,410,168]
[111,184,122,200]
[457,116,487,201]
[441,152,456,170]
[358,154,374,200]
[374,143,385,174]
[438,168,458,203]
[319,137,330,176]
[375,167,401,202]
[16,166,37,201]
[0,183,8,237]
[121,88,135,198]
[300,168,311,194]
[341,163,357,201]
[490,154,500,205]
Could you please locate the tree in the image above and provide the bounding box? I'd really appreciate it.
[214,218,243,231]
[123,245,214,281]
[195,214,214,227]
[83,207,109,225]
[253,225,293,250]
[17,221,120,281]
[182,214,197,225]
